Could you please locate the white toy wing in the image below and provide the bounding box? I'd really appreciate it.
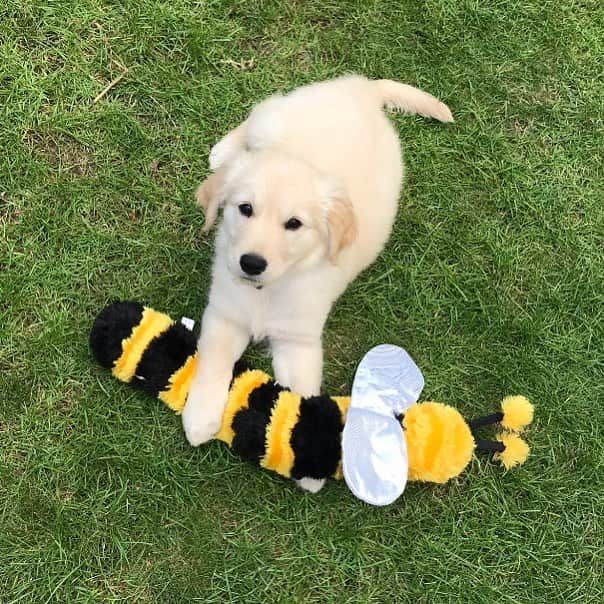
[342,344,424,506]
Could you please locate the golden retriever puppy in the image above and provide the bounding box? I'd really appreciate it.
[183,75,452,492]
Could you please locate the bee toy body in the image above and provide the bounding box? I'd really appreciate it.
[90,301,533,505]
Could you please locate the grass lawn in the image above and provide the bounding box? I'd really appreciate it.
[1,0,603,601]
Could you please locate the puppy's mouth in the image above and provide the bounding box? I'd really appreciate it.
[236,274,264,290]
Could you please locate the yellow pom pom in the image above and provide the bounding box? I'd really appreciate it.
[500,395,533,432]
[493,432,530,469]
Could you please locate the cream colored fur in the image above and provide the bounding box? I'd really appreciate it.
[182,75,452,490]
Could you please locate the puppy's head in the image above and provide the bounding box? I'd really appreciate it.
[195,151,357,287]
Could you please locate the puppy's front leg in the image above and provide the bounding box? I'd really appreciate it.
[271,338,326,494]
[271,338,323,397]
[182,309,249,446]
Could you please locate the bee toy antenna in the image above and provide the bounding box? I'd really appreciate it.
[468,412,504,431]
[468,396,534,434]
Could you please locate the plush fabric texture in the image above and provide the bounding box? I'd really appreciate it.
[218,371,346,479]
[229,378,284,466]
[289,395,344,480]
[135,322,197,399]
[89,301,144,369]
[261,390,303,476]
[500,395,534,432]
[90,301,532,487]
[403,402,475,484]
[111,307,173,382]
[494,432,530,469]
[159,352,198,412]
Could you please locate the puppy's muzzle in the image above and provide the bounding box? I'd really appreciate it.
[240,253,267,276]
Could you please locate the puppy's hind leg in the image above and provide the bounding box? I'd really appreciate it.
[209,122,248,170]
[210,95,288,170]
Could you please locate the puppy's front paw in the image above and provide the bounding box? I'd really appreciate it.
[181,385,225,446]
[182,410,220,446]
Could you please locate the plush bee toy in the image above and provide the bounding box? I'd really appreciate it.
[90,301,534,505]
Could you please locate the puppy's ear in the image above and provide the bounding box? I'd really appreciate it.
[195,168,226,232]
[326,190,357,262]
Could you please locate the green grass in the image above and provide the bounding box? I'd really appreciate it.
[1,0,603,601]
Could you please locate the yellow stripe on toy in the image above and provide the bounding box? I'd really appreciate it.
[112,308,173,382]
[159,352,198,413]
[261,391,302,477]
[330,397,351,479]
[404,402,475,484]
[332,396,351,424]
[216,370,271,444]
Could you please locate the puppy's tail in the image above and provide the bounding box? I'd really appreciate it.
[374,79,454,123]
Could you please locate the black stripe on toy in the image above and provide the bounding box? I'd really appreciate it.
[468,412,504,431]
[231,380,284,466]
[249,381,285,414]
[132,322,198,397]
[231,359,251,385]
[475,439,506,453]
[90,301,144,369]
[290,396,343,480]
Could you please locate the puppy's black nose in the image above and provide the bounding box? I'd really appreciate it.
[240,253,267,276]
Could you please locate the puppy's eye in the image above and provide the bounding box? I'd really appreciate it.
[238,203,253,217]
[284,217,302,231]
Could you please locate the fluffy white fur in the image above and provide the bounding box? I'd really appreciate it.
[182,75,452,490]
